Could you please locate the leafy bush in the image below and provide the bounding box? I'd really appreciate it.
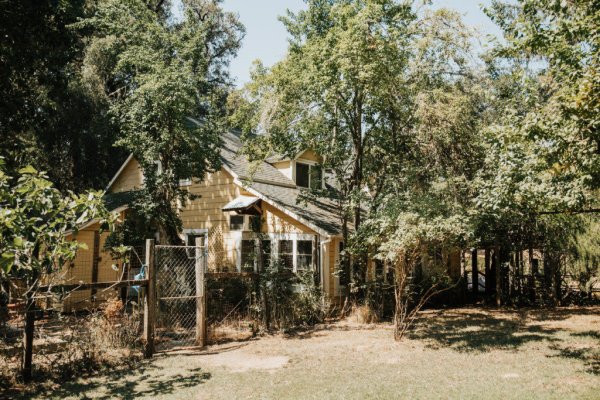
[257,260,325,330]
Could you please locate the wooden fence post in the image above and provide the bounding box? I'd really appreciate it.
[22,286,36,381]
[90,231,100,300]
[143,239,155,358]
[195,237,206,347]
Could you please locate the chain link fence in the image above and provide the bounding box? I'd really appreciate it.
[154,245,205,350]
[153,245,259,349]
[1,244,146,388]
[206,272,258,344]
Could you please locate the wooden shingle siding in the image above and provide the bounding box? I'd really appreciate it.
[111,158,143,193]
[261,203,315,235]
[296,149,320,162]
[179,169,240,231]
[55,223,120,313]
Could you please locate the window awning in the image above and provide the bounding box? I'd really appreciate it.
[222,195,261,214]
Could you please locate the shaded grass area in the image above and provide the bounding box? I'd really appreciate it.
[13,363,211,400]
[28,307,600,400]
[409,307,600,375]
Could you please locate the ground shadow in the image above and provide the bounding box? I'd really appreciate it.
[27,363,210,400]
[408,308,566,352]
[548,344,600,375]
[282,320,380,340]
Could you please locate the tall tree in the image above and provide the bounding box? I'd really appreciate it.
[232,0,478,287]
[0,0,124,191]
[80,0,244,243]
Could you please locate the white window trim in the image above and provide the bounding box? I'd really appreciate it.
[294,160,324,189]
[235,232,316,273]
[229,214,246,232]
[154,160,163,175]
[142,160,163,186]
[182,228,208,247]
[229,215,261,232]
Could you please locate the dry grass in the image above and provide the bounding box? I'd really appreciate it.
[1,300,143,397]
[26,306,600,400]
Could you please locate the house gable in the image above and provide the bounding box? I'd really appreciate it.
[106,155,144,193]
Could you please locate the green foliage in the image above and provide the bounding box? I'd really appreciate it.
[235,1,481,287]
[483,0,600,199]
[0,160,112,282]
[258,260,324,329]
[0,0,125,191]
[80,0,244,243]
[569,216,600,295]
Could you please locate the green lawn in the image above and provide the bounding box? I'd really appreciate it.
[34,307,599,400]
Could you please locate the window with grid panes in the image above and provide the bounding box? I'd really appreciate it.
[296,240,313,270]
[278,240,294,269]
[240,239,255,272]
[260,240,271,270]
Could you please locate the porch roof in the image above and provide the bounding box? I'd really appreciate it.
[222,195,261,213]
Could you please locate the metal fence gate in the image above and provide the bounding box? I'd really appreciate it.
[154,244,206,351]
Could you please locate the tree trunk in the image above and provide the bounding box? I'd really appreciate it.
[484,248,492,300]
[528,244,536,303]
[471,249,478,303]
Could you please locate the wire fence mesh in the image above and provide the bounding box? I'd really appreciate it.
[206,273,258,344]
[153,245,259,349]
[0,245,150,387]
[154,245,205,350]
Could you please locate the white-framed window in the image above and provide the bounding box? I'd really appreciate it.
[183,228,207,247]
[230,215,245,231]
[295,161,323,189]
[235,233,316,273]
[261,239,272,270]
[182,228,207,259]
[278,239,294,269]
[296,240,313,271]
[240,239,256,272]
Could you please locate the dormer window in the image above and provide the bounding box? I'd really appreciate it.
[296,162,322,189]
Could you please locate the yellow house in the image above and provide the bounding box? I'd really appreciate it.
[59,129,349,312]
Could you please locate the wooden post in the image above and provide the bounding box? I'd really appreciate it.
[91,231,100,300]
[143,239,155,358]
[120,261,130,305]
[495,245,501,306]
[543,251,552,303]
[509,252,516,301]
[471,249,478,302]
[517,252,524,301]
[22,286,35,381]
[195,237,206,347]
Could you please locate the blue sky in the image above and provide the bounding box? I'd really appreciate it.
[179,1,504,87]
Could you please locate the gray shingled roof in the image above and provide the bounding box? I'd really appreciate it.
[247,182,343,235]
[221,131,296,188]
[220,131,344,236]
